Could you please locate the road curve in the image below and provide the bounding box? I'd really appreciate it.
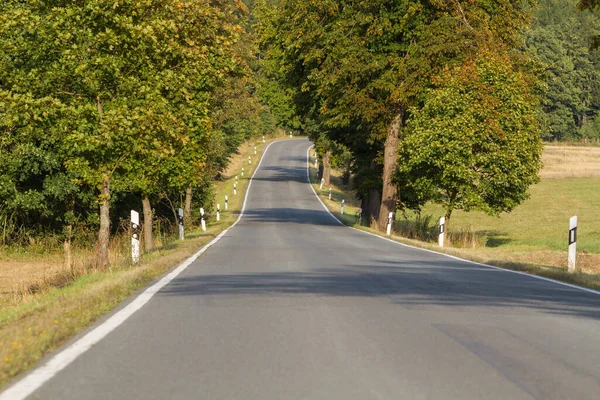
[14,139,600,399]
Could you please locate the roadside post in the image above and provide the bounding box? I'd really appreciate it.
[241,167,244,177]
[568,216,578,273]
[131,210,140,264]
[341,200,345,215]
[386,212,393,236]
[320,178,324,190]
[216,204,221,222]
[439,217,445,247]
[225,195,229,211]
[290,131,293,138]
[178,208,184,240]
[358,208,363,225]
[234,183,237,196]
[329,187,332,200]
[248,156,252,165]
[263,135,265,143]
[200,208,206,232]
[254,146,257,155]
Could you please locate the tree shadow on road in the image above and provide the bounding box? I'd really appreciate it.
[252,166,308,183]
[240,207,341,226]
[158,258,600,320]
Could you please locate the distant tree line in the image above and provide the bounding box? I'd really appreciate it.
[526,0,600,141]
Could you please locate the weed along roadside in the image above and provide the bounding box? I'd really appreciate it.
[307,146,600,293]
[0,135,286,389]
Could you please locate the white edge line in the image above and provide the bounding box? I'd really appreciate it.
[305,145,600,296]
[0,140,280,400]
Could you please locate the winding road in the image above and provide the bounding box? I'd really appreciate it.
[6,139,600,399]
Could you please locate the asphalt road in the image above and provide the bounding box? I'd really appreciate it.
[18,139,600,399]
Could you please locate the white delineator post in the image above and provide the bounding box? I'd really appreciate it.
[438,217,445,247]
[328,187,332,200]
[248,156,252,165]
[386,212,393,236]
[225,195,229,210]
[568,216,578,273]
[241,167,244,177]
[178,208,184,240]
[131,210,140,264]
[341,200,345,215]
[254,146,257,155]
[320,178,324,190]
[290,131,293,138]
[200,207,206,232]
[234,182,237,196]
[314,157,318,168]
[216,204,221,222]
[263,135,265,143]
[358,208,363,225]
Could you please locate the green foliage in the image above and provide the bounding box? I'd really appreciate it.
[0,0,248,247]
[525,0,600,140]
[398,53,543,220]
[261,0,538,221]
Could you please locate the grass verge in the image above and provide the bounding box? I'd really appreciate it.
[307,148,600,293]
[0,134,285,389]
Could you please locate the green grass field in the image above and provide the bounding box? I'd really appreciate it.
[419,178,600,254]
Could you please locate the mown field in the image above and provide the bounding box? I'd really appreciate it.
[309,145,600,283]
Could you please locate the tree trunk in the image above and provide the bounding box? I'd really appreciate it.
[63,224,72,273]
[142,196,153,252]
[377,111,403,229]
[360,158,382,224]
[97,177,111,269]
[184,186,193,221]
[322,151,332,187]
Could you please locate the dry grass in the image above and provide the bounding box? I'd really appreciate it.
[541,145,600,179]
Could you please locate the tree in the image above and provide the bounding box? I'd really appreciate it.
[398,53,543,222]
[261,0,536,230]
[0,0,242,266]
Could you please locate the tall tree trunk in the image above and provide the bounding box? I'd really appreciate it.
[322,151,332,187]
[184,186,193,221]
[63,197,75,273]
[360,158,382,224]
[97,177,110,269]
[367,188,382,225]
[142,196,153,252]
[184,187,193,230]
[63,224,72,273]
[377,111,403,229]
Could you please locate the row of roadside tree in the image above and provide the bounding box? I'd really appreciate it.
[0,1,280,267]
[256,0,598,230]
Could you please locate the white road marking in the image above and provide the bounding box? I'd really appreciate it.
[305,145,600,296]
[0,140,279,400]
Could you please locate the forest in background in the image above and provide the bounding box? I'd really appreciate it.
[526,0,600,141]
[0,0,599,263]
